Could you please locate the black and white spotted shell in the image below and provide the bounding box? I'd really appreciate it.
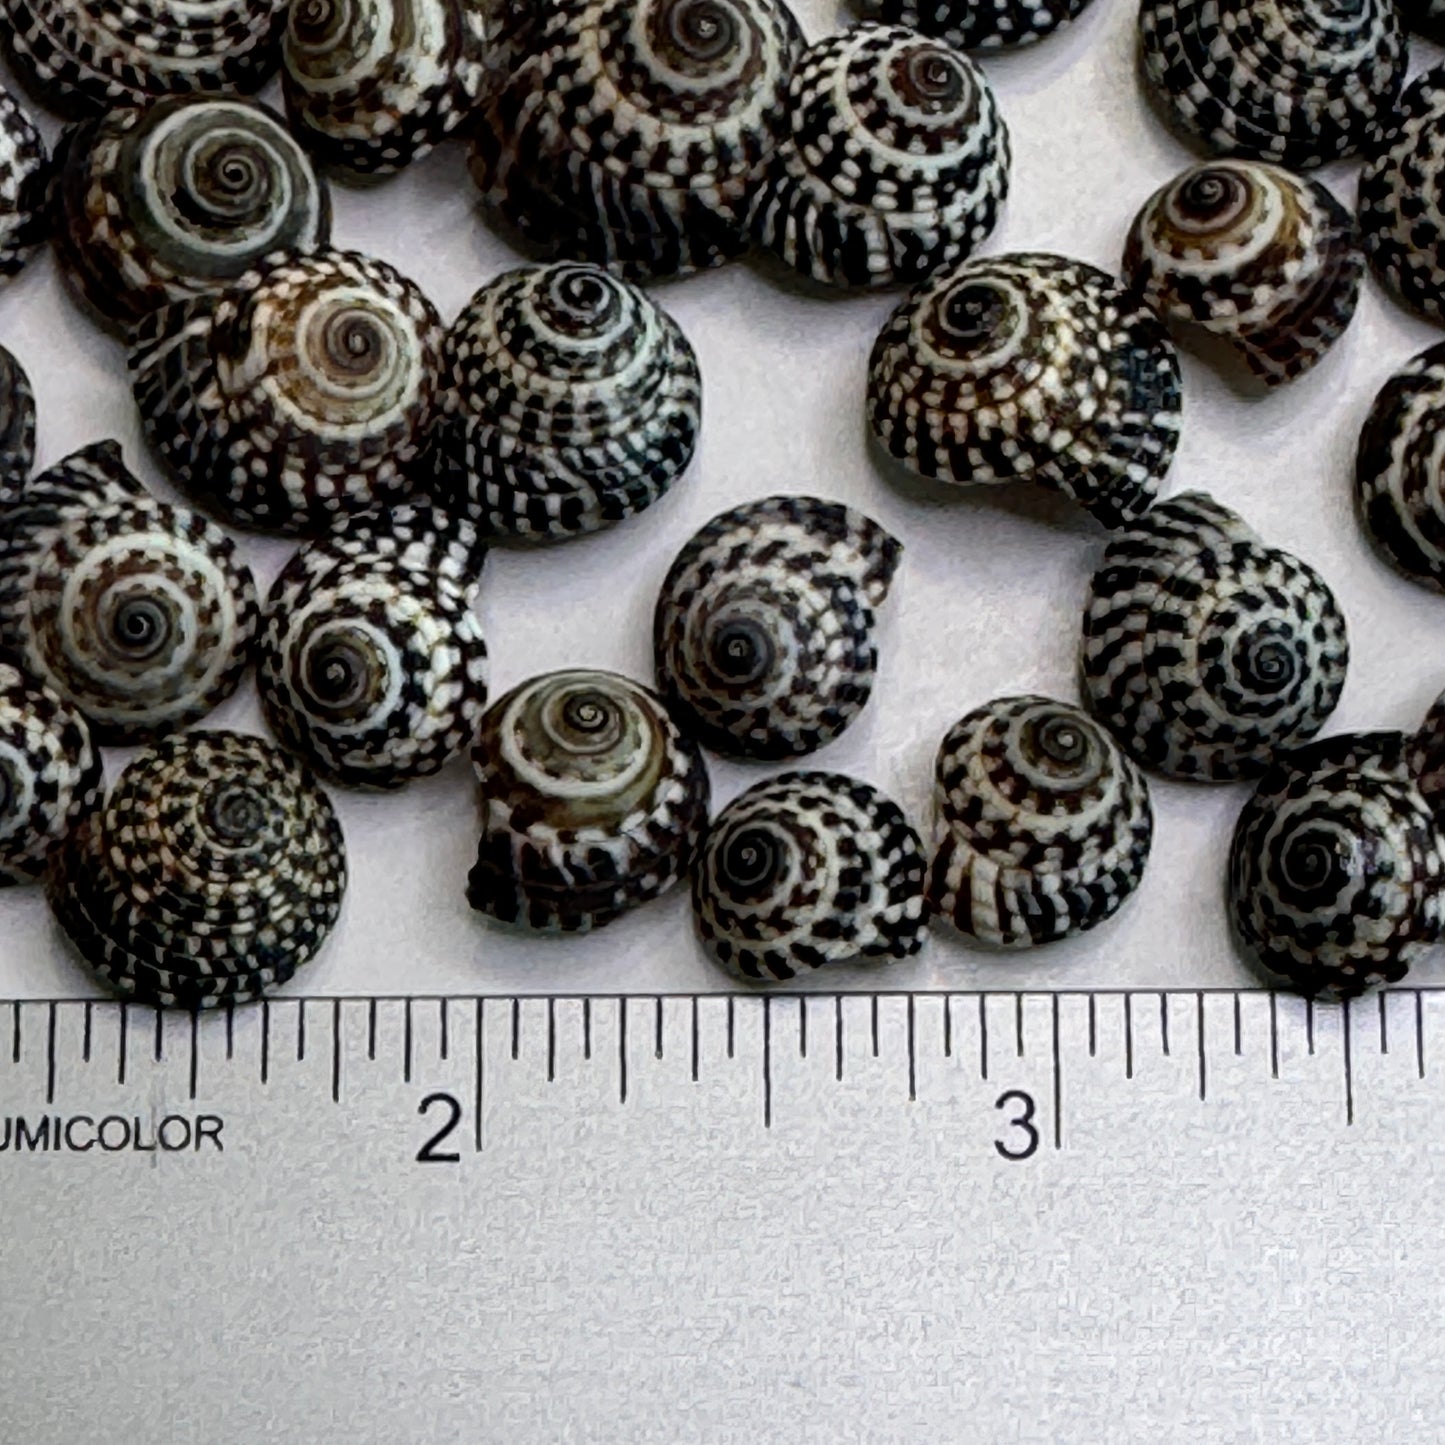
[0,0,289,116]
[654,495,902,760]
[1230,732,1445,999]
[850,0,1093,50]
[1358,68,1445,324]
[0,85,50,285]
[128,248,443,535]
[867,252,1182,528]
[433,263,701,542]
[472,0,804,281]
[0,345,36,504]
[48,730,347,1009]
[1082,492,1348,781]
[281,0,492,175]
[694,771,928,982]
[1123,161,1364,387]
[749,24,1010,290]
[1138,0,1406,170]
[929,695,1153,948]
[0,442,259,746]
[53,96,331,333]
[258,505,489,789]
[469,669,711,932]
[0,660,101,886]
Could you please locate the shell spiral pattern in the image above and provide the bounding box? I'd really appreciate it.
[0,442,260,745]
[434,263,701,542]
[694,771,928,982]
[258,505,489,789]
[128,248,444,535]
[849,0,1092,50]
[867,253,1182,528]
[48,730,347,1009]
[1138,0,1406,169]
[1230,732,1445,999]
[1123,161,1364,387]
[655,496,902,761]
[469,670,710,932]
[0,660,101,886]
[749,24,1010,290]
[0,85,50,284]
[1083,492,1348,781]
[929,695,1153,948]
[0,345,36,504]
[471,0,804,281]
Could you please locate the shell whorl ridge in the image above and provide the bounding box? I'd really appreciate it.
[53,96,331,332]
[867,252,1181,527]
[1083,492,1348,781]
[469,669,711,932]
[693,771,928,982]
[281,0,492,175]
[433,263,702,542]
[654,495,902,760]
[258,505,489,790]
[0,85,50,285]
[1122,161,1364,387]
[1138,0,1406,169]
[1358,68,1445,324]
[48,730,347,1009]
[1230,732,1445,1000]
[0,0,290,115]
[0,659,101,886]
[128,248,444,534]
[472,0,804,280]
[0,345,36,504]
[850,0,1092,50]
[749,24,1010,289]
[929,695,1153,947]
[0,442,259,746]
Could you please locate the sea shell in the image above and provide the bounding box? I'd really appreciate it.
[1122,161,1364,387]
[654,495,902,760]
[128,248,444,534]
[1138,0,1405,169]
[0,659,101,886]
[1,0,289,116]
[1082,492,1349,781]
[867,252,1182,527]
[469,669,710,932]
[471,0,804,281]
[693,771,928,982]
[53,95,332,332]
[48,729,347,1009]
[258,505,489,789]
[1229,732,1445,999]
[849,0,1092,50]
[0,85,50,284]
[0,441,260,745]
[0,345,36,504]
[433,263,701,542]
[929,695,1154,947]
[1358,68,1445,324]
[749,24,1010,289]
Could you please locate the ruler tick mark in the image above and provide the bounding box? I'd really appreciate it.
[296,1000,306,1063]
[1051,994,1062,1150]
[439,999,449,1062]
[690,996,700,1083]
[655,996,664,1061]
[225,1003,234,1062]
[619,998,628,1104]
[1196,992,1206,1102]
[45,1002,56,1104]
[474,999,485,1152]
[1159,993,1169,1057]
[871,996,880,1058]
[367,999,377,1061]
[1233,992,1242,1056]
[798,996,807,1060]
[510,997,519,1062]
[1417,990,1426,1078]
[1015,993,1025,1058]
[763,995,773,1128]
[835,994,844,1082]
[10,999,18,1063]
[260,1001,270,1085]
[548,998,557,1083]
[943,994,952,1059]
[1124,993,1134,1079]
[727,997,735,1059]
[188,1010,198,1102]
[1269,992,1279,1079]
[331,999,341,1104]
[117,1003,127,1085]
[82,1001,92,1064]
[1379,991,1389,1055]
[1343,997,1354,1126]
[583,997,592,1060]
[404,998,414,1083]
[1087,994,1097,1058]
[907,995,916,1102]
[1306,998,1315,1056]
[979,994,989,1081]
[154,1007,164,1063]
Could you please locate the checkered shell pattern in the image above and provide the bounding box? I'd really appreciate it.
[0,84,49,286]
[0,344,35,504]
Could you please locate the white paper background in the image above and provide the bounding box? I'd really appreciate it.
[1,0,1441,1000]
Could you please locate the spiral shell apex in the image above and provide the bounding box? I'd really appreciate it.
[258,505,489,789]
[1083,492,1348,781]
[434,263,701,542]
[0,442,260,745]
[929,695,1153,948]
[0,660,101,886]
[750,24,1010,290]
[470,670,710,932]
[1138,0,1405,169]
[868,252,1181,528]
[1123,161,1364,387]
[851,0,1092,50]
[128,248,444,535]
[472,0,804,281]
[54,96,332,332]
[0,346,36,504]
[0,86,50,285]
[694,771,927,982]
[48,730,347,1009]
[655,495,902,761]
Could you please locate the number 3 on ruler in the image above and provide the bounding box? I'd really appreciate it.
[994,1090,1039,1161]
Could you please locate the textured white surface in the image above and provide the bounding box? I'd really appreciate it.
[2,0,1443,998]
